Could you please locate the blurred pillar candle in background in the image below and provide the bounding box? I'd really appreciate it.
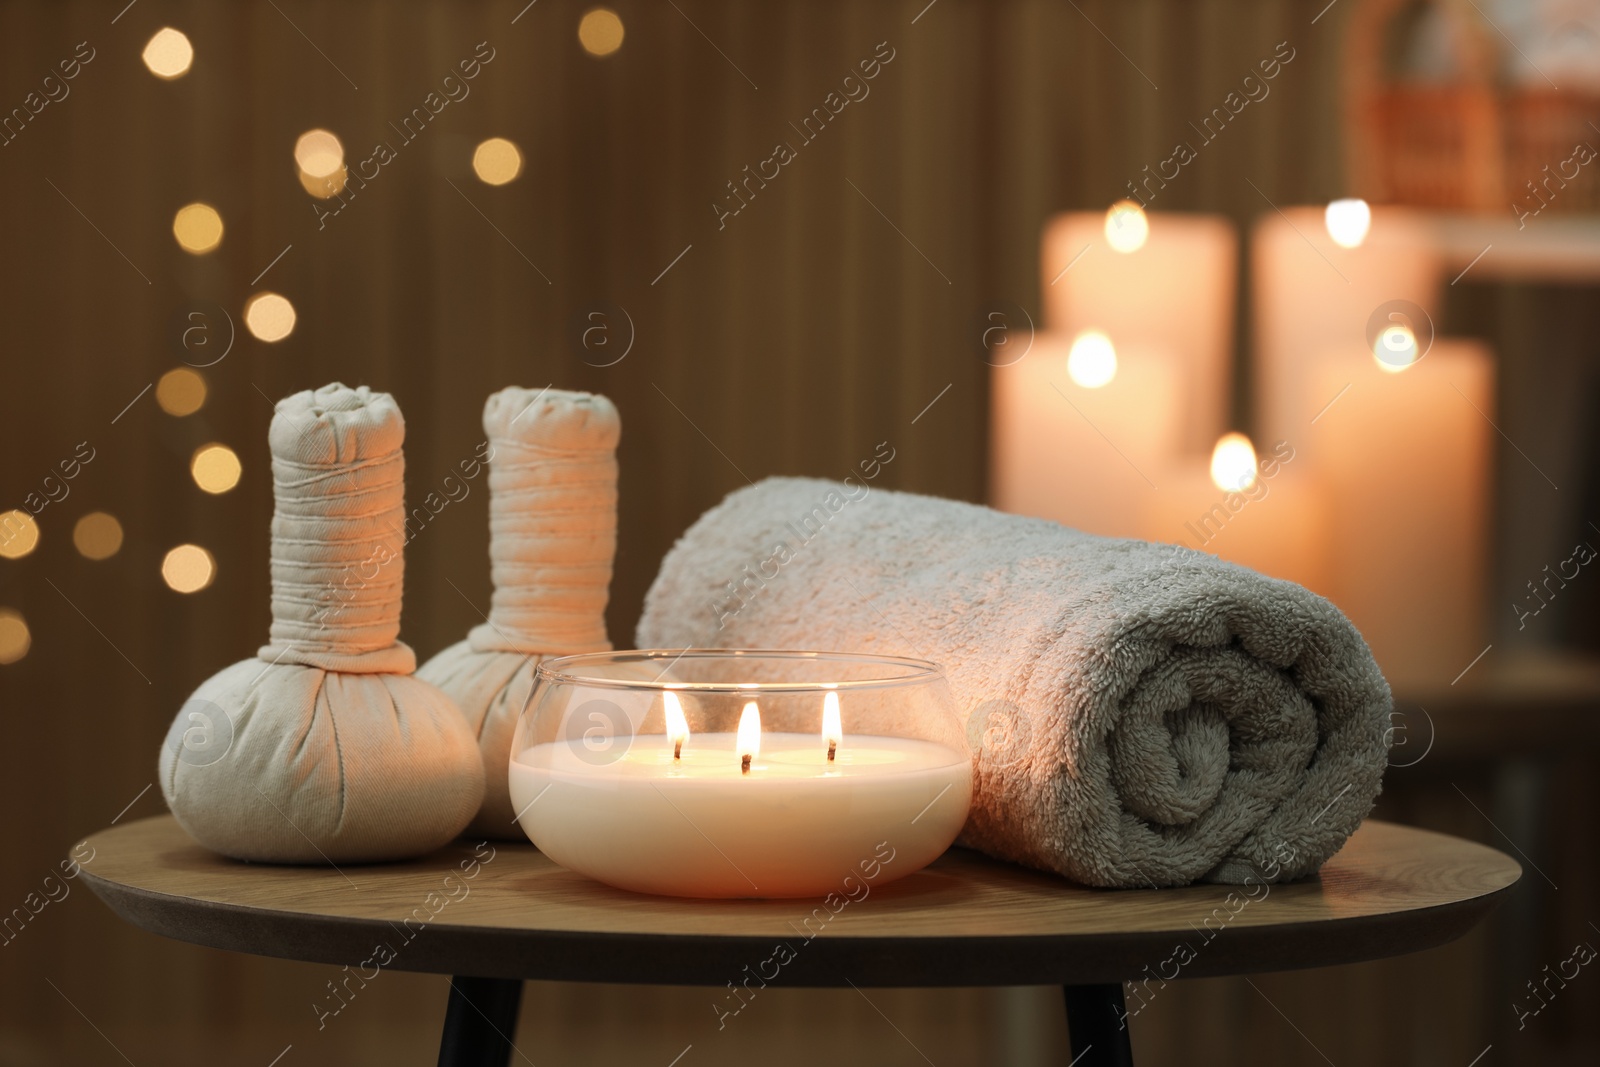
[1040,206,1237,452]
[989,334,1178,537]
[1306,338,1495,689]
[1252,203,1442,442]
[1140,434,1331,593]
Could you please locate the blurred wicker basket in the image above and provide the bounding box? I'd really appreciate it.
[1505,89,1600,214]
[1344,0,1600,214]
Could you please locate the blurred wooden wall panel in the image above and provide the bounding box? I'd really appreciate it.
[1,2,1586,1066]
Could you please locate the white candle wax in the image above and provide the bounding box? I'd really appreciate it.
[1041,210,1237,451]
[1252,205,1441,443]
[989,335,1180,538]
[1139,455,1331,595]
[1306,340,1494,688]
[510,733,972,899]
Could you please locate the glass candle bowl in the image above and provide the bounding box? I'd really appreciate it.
[508,649,974,899]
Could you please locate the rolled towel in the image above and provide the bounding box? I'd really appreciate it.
[159,384,486,863]
[637,477,1392,888]
[418,387,620,837]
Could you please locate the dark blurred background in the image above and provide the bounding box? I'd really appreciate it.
[1,0,1598,1064]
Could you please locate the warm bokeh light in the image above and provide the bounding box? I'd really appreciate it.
[73,512,124,560]
[172,202,224,254]
[1374,323,1420,373]
[162,544,216,593]
[1066,330,1118,389]
[578,8,625,56]
[298,166,347,198]
[0,608,29,665]
[294,129,345,178]
[1210,432,1259,493]
[1104,199,1149,253]
[0,510,40,560]
[472,137,524,186]
[156,367,207,416]
[244,292,296,342]
[1324,198,1372,249]
[142,27,194,80]
[294,130,347,198]
[191,444,242,494]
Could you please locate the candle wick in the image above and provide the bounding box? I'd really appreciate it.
[674,739,683,761]
[827,740,837,762]
[741,753,752,774]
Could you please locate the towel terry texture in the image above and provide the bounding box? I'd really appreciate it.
[636,477,1392,888]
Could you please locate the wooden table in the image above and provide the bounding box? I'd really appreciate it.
[80,816,1519,1067]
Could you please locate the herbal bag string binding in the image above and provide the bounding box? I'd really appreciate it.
[418,386,620,837]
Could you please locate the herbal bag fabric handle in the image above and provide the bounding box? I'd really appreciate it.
[636,476,1392,888]
[418,387,620,837]
[159,383,486,863]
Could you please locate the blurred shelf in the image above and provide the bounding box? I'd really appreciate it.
[1431,213,1600,284]
[1391,649,1600,763]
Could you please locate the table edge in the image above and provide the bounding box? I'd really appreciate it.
[79,865,1516,988]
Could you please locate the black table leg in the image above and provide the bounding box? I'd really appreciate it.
[1062,983,1135,1066]
[437,976,523,1067]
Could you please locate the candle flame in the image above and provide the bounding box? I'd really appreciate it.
[1210,432,1259,493]
[1067,330,1118,389]
[737,700,761,772]
[1104,199,1149,253]
[1324,198,1371,249]
[823,691,842,761]
[1373,323,1419,373]
[663,690,689,759]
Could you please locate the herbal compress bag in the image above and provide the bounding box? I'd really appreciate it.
[419,387,620,837]
[160,384,485,862]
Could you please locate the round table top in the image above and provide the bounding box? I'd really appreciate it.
[79,816,1519,987]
